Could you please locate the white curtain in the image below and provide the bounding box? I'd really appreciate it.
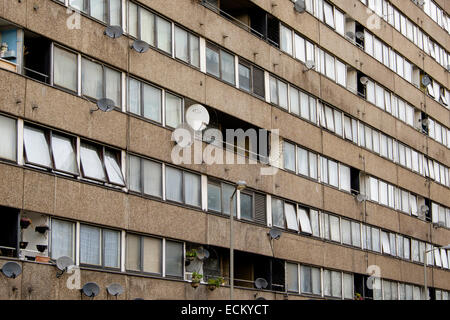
[351,222,361,247]
[91,0,106,22]
[103,229,120,268]
[277,80,288,109]
[128,155,141,192]
[51,219,74,259]
[82,58,103,100]
[0,115,16,161]
[51,134,78,174]
[341,219,351,245]
[126,234,140,271]
[328,160,338,187]
[289,88,299,115]
[300,92,309,119]
[53,46,77,91]
[109,0,121,26]
[165,166,183,202]
[310,210,320,237]
[343,273,353,299]
[271,198,284,228]
[140,9,155,46]
[165,241,182,277]
[331,271,342,298]
[175,27,188,62]
[298,208,312,234]
[220,50,235,85]
[80,225,101,265]
[297,147,308,176]
[156,16,172,53]
[105,67,121,106]
[301,266,312,293]
[143,237,162,273]
[184,172,200,207]
[143,83,162,123]
[287,263,298,292]
[285,203,298,231]
[165,93,182,128]
[143,159,162,197]
[128,2,138,38]
[372,227,381,252]
[189,34,200,68]
[283,142,295,172]
[128,78,141,115]
[329,215,340,242]
[294,34,305,62]
[280,24,292,55]
[311,267,321,295]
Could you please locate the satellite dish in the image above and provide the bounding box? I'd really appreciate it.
[56,256,74,278]
[97,98,115,112]
[360,76,369,85]
[293,0,306,13]
[418,0,425,6]
[421,118,429,127]
[107,283,124,297]
[254,278,268,289]
[1,262,22,279]
[356,193,367,202]
[268,228,282,240]
[256,296,266,300]
[186,104,210,131]
[104,25,123,39]
[81,282,100,298]
[303,60,315,73]
[196,247,210,261]
[355,31,365,40]
[131,40,150,53]
[421,75,431,87]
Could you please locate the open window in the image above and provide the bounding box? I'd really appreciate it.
[0,206,19,258]
[0,18,23,73]
[23,30,51,84]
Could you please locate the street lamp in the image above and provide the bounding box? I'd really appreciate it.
[230,180,247,300]
[423,244,450,300]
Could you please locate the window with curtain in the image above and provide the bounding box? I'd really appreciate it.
[103,229,120,268]
[165,241,183,277]
[240,192,253,220]
[82,58,103,100]
[206,44,220,78]
[220,50,235,85]
[184,172,201,207]
[310,210,320,237]
[165,166,183,203]
[351,222,361,247]
[285,203,298,231]
[128,155,162,198]
[343,273,353,299]
[126,234,140,272]
[207,181,221,212]
[298,207,312,234]
[339,164,350,192]
[341,219,351,245]
[80,225,101,266]
[165,93,182,128]
[272,198,285,228]
[126,234,162,274]
[286,263,299,292]
[23,126,52,168]
[51,133,78,175]
[156,16,171,53]
[140,8,155,46]
[329,215,340,242]
[238,63,251,92]
[280,24,292,55]
[323,1,335,28]
[104,149,125,186]
[297,147,309,177]
[53,46,77,92]
[80,143,107,181]
[0,115,16,161]
[51,219,75,260]
[283,141,296,172]
[294,33,306,62]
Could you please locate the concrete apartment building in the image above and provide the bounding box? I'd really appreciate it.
[0,0,449,300]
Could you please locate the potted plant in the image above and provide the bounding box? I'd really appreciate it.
[186,249,197,261]
[36,244,47,253]
[207,277,224,291]
[354,293,364,300]
[190,272,203,289]
[35,225,49,234]
[20,217,32,229]
[19,241,28,249]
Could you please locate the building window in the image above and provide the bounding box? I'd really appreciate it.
[297,146,318,180]
[166,166,201,207]
[271,198,285,229]
[269,76,288,109]
[280,24,293,55]
[174,26,200,68]
[165,92,183,128]
[126,234,162,274]
[50,219,75,260]
[0,207,19,258]
[128,77,162,124]
[128,155,162,198]
[286,263,299,292]
[80,142,125,185]
[165,240,183,277]
[283,141,296,172]
[238,60,265,98]
[70,0,122,26]
[207,180,238,216]
[24,125,79,175]
[206,43,235,85]
[81,58,121,107]
[80,224,120,269]
[323,270,342,298]
[0,115,16,162]
[53,46,78,92]
[301,265,321,295]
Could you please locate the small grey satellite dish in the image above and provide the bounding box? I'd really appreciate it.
[56,256,74,278]
[360,76,369,85]
[293,0,306,13]
[421,75,431,87]
[254,278,268,289]
[91,98,115,113]
[268,228,282,240]
[1,261,22,279]
[303,60,315,73]
[196,247,210,261]
[104,25,123,39]
[186,104,210,131]
[107,283,124,297]
[81,282,100,298]
[131,40,150,53]
[355,31,365,40]
[356,194,367,202]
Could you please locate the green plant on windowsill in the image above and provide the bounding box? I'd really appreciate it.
[207,277,224,291]
[190,272,203,289]
[186,249,197,261]
[354,292,364,300]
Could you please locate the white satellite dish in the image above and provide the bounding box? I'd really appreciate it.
[186,104,210,131]
[360,76,369,85]
[303,60,315,73]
